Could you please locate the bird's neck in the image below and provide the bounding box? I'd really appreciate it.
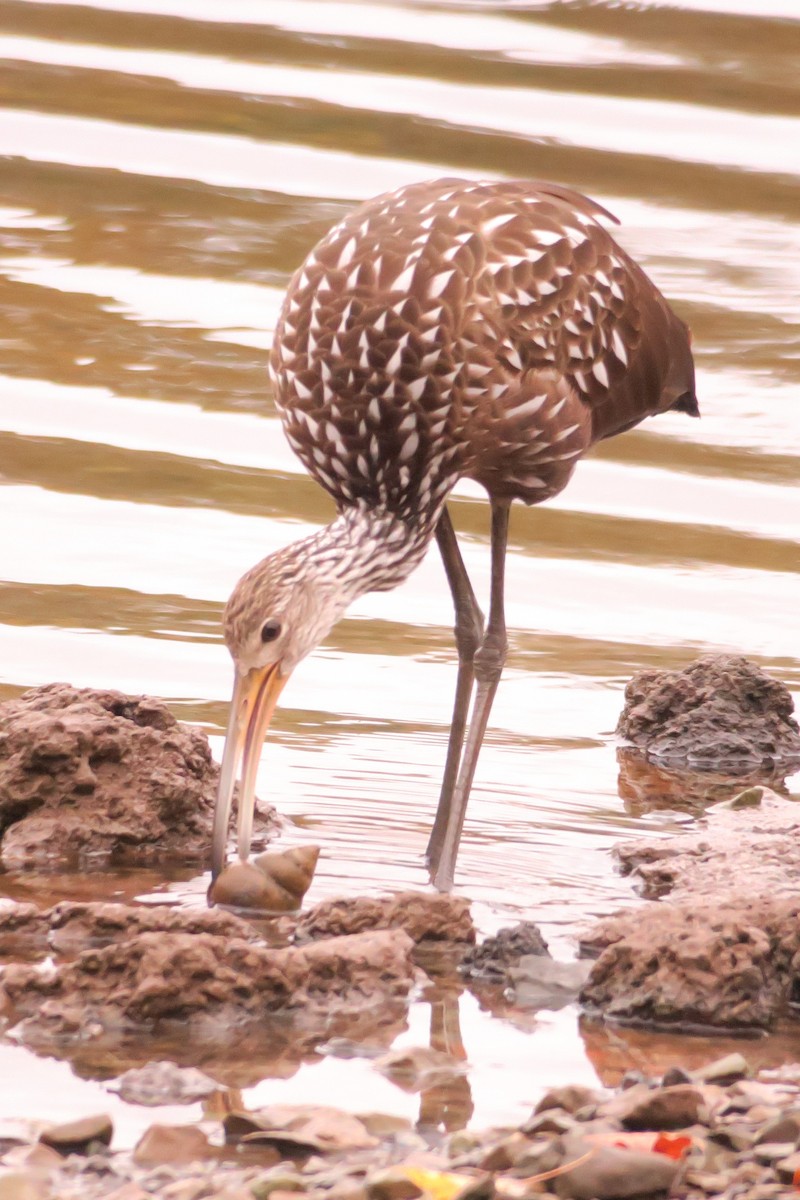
[311,505,436,606]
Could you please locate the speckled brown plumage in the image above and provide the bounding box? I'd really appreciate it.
[214,177,698,893]
[269,177,696,539]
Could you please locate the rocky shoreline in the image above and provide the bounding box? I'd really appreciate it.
[4,1055,800,1199]
[2,663,800,1199]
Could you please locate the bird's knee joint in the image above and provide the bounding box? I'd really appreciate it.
[474,633,507,682]
[454,612,484,661]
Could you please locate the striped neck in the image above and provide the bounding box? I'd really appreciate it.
[308,503,437,605]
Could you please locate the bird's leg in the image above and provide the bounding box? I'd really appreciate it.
[426,507,484,873]
[429,501,510,892]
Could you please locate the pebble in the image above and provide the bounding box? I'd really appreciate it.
[775,1149,800,1183]
[614,1083,708,1131]
[39,1113,113,1155]
[694,1052,751,1085]
[365,1169,424,1200]
[10,1068,800,1200]
[534,1086,598,1116]
[132,1125,216,1168]
[553,1136,680,1199]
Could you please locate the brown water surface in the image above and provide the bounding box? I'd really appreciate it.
[0,0,798,1147]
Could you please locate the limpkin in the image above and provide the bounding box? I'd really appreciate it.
[211,177,697,891]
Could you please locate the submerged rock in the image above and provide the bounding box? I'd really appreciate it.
[616,654,800,766]
[0,684,278,868]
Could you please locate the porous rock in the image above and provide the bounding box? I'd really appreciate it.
[580,896,800,1032]
[294,892,475,946]
[0,684,277,867]
[46,900,259,955]
[0,927,417,1038]
[0,901,48,962]
[616,654,800,765]
[460,922,549,982]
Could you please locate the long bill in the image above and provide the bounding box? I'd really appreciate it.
[210,664,288,880]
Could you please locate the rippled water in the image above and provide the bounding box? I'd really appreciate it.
[0,0,798,1147]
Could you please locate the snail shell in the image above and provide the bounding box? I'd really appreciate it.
[209,845,320,912]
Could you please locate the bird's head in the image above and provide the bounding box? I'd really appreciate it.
[210,538,351,881]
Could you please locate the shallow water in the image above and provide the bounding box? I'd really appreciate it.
[0,0,799,1147]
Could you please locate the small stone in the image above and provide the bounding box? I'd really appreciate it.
[693,1053,750,1085]
[510,1140,564,1177]
[102,1186,151,1200]
[39,1113,113,1156]
[521,1111,575,1137]
[0,1175,47,1200]
[365,1169,424,1200]
[356,1114,412,1137]
[662,1066,692,1087]
[620,1071,648,1090]
[509,958,591,1011]
[251,1173,305,1198]
[683,1170,733,1194]
[617,1084,707,1131]
[776,1149,800,1184]
[132,1125,216,1167]
[752,1141,796,1165]
[724,786,765,809]
[447,1131,482,1159]
[477,1133,530,1171]
[752,1112,800,1145]
[534,1086,598,1116]
[553,1136,680,1199]
[708,1123,754,1152]
[0,1145,62,1171]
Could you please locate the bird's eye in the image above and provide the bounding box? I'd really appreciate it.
[260,618,282,644]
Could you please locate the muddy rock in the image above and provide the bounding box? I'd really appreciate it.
[1,926,417,1039]
[613,788,800,901]
[0,684,278,867]
[460,922,549,982]
[294,892,475,947]
[580,896,800,1031]
[616,654,800,765]
[46,900,260,955]
[580,790,800,1032]
[0,902,48,962]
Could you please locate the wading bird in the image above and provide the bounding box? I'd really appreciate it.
[211,178,697,891]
